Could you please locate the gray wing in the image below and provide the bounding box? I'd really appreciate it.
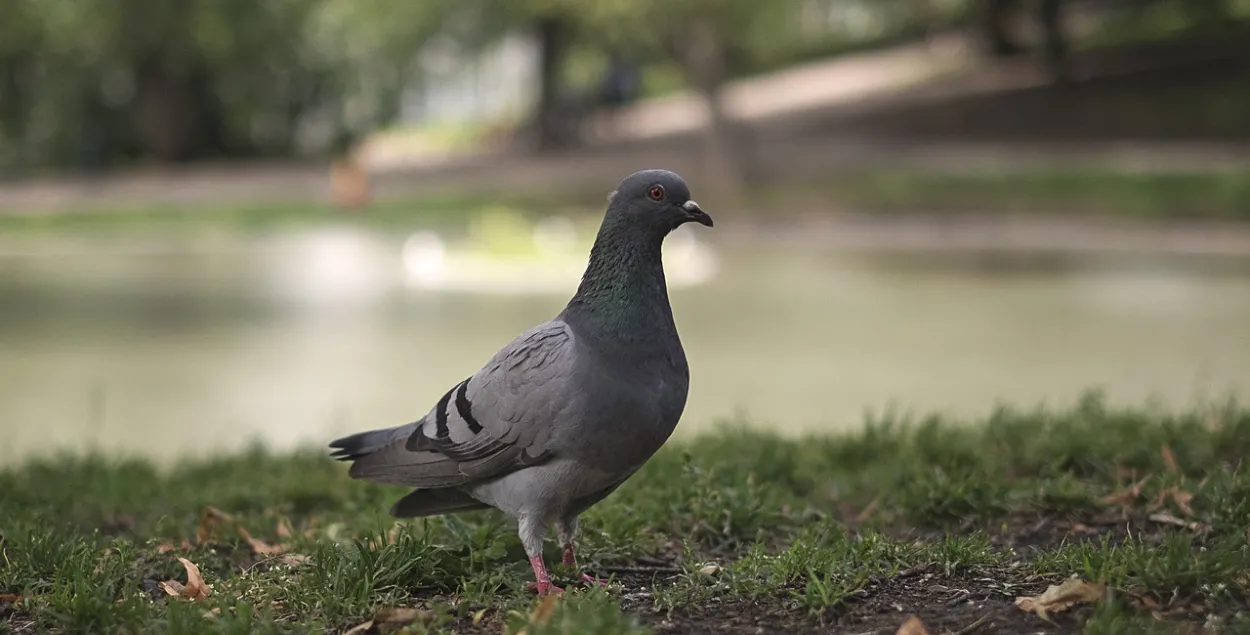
[344,320,577,487]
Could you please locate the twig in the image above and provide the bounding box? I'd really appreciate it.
[634,555,671,567]
[944,589,971,607]
[895,564,931,579]
[601,565,683,575]
[950,613,990,635]
[1148,513,1210,533]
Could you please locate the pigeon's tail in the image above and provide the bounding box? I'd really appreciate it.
[329,421,470,490]
[329,423,415,462]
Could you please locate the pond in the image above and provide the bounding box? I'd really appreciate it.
[2,216,1249,464]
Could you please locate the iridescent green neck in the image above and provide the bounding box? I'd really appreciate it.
[560,213,676,346]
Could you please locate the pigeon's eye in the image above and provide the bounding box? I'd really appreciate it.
[647,185,665,201]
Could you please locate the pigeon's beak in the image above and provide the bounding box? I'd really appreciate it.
[681,200,714,227]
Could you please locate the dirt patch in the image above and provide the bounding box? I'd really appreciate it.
[619,566,1060,635]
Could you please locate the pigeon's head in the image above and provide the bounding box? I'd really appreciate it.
[606,169,713,232]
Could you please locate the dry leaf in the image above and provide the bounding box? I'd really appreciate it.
[698,563,721,575]
[895,615,932,635]
[156,539,193,554]
[856,498,880,522]
[0,594,20,605]
[237,526,286,557]
[1171,489,1196,517]
[196,507,236,545]
[340,607,430,634]
[276,518,294,539]
[342,620,374,635]
[375,607,430,624]
[1161,445,1179,474]
[516,595,560,635]
[1015,578,1104,620]
[1148,487,1196,517]
[1101,475,1151,508]
[160,558,212,601]
[472,608,488,626]
[279,554,310,567]
[530,595,559,623]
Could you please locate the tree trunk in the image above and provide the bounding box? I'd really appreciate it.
[131,60,198,162]
[682,19,745,205]
[534,17,571,152]
[1039,0,1071,82]
[981,0,1025,57]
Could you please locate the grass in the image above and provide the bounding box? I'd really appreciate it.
[0,191,569,235]
[3,170,1249,236]
[3,392,1250,634]
[770,170,1250,221]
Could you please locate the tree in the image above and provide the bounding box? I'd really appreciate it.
[538,0,804,198]
[0,0,456,170]
[979,0,1070,81]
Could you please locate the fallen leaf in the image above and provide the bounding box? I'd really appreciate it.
[340,607,431,635]
[1063,522,1094,535]
[530,595,558,623]
[1101,475,1151,508]
[1147,486,1197,518]
[1169,488,1195,517]
[237,526,286,557]
[1149,513,1210,533]
[196,507,236,545]
[276,518,294,539]
[160,558,212,601]
[156,539,192,554]
[375,607,430,624]
[1161,445,1180,474]
[0,594,19,605]
[1015,578,1104,620]
[516,595,560,635]
[342,620,374,635]
[895,615,932,635]
[1127,590,1161,610]
[279,554,310,567]
[698,563,721,576]
[856,498,880,522]
[472,608,488,626]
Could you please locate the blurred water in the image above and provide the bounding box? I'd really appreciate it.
[2,224,1249,464]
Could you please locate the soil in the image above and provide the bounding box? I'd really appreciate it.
[0,511,1213,634]
[430,512,1199,635]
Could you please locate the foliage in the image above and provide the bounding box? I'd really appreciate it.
[0,0,455,170]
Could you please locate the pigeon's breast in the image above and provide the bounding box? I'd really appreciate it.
[554,347,688,474]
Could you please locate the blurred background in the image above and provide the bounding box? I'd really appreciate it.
[1,0,1249,464]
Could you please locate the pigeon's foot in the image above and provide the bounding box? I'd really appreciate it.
[559,543,608,587]
[579,573,609,587]
[527,555,564,596]
[525,580,565,595]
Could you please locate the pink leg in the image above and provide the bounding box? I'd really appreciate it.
[526,555,564,596]
[562,543,609,587]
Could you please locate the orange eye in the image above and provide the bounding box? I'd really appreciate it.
[648,184,665,201]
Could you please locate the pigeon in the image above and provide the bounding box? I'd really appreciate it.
[329,169,713,595]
